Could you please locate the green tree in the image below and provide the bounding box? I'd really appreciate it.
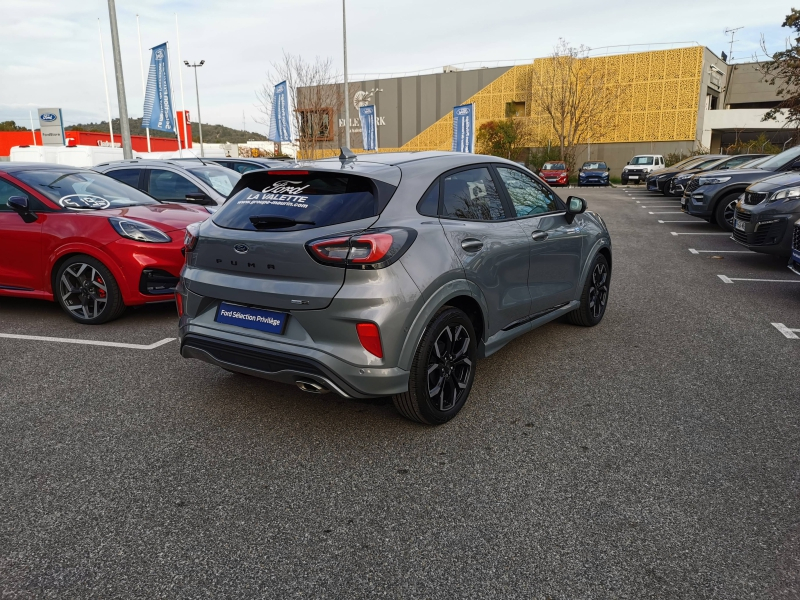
[0,120,28,132]
[476,118,529,161]
[762,9,800,130]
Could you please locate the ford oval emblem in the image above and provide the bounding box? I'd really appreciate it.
[40,113,57,122]
[233,243,249,254]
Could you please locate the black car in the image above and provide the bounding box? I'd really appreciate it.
[789,219,800,276]
[647,155,726,196]
[682,146,800,231]
[667,154,766,197]
[731,173,800,258]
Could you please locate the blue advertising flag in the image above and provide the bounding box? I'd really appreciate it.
[452,103,475,153]
[142,43,175,133]
[269,81,293,143]
[359,105,378,152]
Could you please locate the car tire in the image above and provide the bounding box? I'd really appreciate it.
[714,192,740,231]
[392,307,477,425]
[54,255,125,324]
[567,254,610,327]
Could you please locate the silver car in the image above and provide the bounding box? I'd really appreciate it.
[178,151,612,424]
[94,159,240,207]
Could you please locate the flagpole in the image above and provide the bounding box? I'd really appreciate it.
[136,14,151,152]
[29,110,36,145]
[98,19,115,146]
[342,0,350,149]
[166,41,182,157]
[175,14,188,156]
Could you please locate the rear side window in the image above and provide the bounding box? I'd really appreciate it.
[147,169,201,201]
[417,181,439,217]
[104,168,141,188]
[441,167,506,221]
[213,171,394,231]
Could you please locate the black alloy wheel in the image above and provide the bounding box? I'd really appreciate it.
[567,254,611,327]
[55,255,125,324]
[714,192,740,232]
[393,307,477,424]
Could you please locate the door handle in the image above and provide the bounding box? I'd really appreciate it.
[461,238,483,252]
[531,230,549,242]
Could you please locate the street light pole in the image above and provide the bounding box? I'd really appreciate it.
[106,0,132,159]
[342,0,350,149]
[184,60,205,157]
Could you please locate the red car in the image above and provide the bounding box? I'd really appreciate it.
[0,163,209,324]
[539,161,569,187]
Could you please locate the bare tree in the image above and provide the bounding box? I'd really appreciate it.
[530,40,618,173]
[256,52,344,159]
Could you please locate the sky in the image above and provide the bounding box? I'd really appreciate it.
[0,0,792,135]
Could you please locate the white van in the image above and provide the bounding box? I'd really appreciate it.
[622,155,664,184]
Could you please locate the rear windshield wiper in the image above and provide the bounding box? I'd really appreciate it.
[249,215,316,229]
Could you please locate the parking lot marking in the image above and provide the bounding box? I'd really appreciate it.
[0,333,176,350]
[658,220,705,223]
[689,249,751,254]
[671,232,730,236]
[717,275,800,284]
[772,323,800,339]
[649,211,683,214]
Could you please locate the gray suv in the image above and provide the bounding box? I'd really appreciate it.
[177,151,612,424]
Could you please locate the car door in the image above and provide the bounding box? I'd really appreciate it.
[0,176,44,291]
[101,167,144,191]
[493,166,584,315]
[437,166,531,335]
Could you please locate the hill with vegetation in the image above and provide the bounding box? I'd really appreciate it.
[65,117,268,144]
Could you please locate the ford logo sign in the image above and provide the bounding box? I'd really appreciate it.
[40,113,57,122]
[233,243,249,254]
[456,108,470,116]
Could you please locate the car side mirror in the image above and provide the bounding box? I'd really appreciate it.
[626,161,630,165]
[565,196,587,224]
[184,192,215,206]
[7,195,38,223]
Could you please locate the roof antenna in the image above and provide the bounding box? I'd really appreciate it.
[339,146,357,162]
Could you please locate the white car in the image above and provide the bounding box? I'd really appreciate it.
[622,155,664,184]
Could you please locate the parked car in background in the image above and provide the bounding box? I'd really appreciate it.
[654,155,728,196]
[621,155,664,185]
[198,157,289,174]
[578,161,610,186]
[682,146,800,231]
[178,152,612,424]
[668,154,767,196]
[789,219,800,276]
[0,163,208,324]
[645,156,712,193]
[731,173,800,258]
[538,161,568,187]
[94,159,241,208]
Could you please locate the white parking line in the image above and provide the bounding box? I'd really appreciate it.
[688,249,751,254]
[772,323,800,339]
[641,205,679,208]
[658,220,705,223]
[649,211,683,214]
[0,333,176,350]
[671,232,730,236]
[717,275,800,284]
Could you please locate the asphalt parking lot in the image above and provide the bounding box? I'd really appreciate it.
[1,186,799,599]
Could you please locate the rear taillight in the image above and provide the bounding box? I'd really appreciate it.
[306,228,417,269]
[356,322,383,358]
[184,222,200,254]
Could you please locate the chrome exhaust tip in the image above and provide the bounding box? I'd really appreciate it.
[296,379,330,394]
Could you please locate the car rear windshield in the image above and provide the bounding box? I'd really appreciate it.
[186,166,240,196]
[14,170,159,209]
[213,171,396,231]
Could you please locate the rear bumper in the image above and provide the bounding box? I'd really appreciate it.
[180,330,410,399]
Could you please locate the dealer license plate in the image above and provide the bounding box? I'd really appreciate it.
[628,175,639,180]
[734,219,746,232]
[215,302,287,335]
